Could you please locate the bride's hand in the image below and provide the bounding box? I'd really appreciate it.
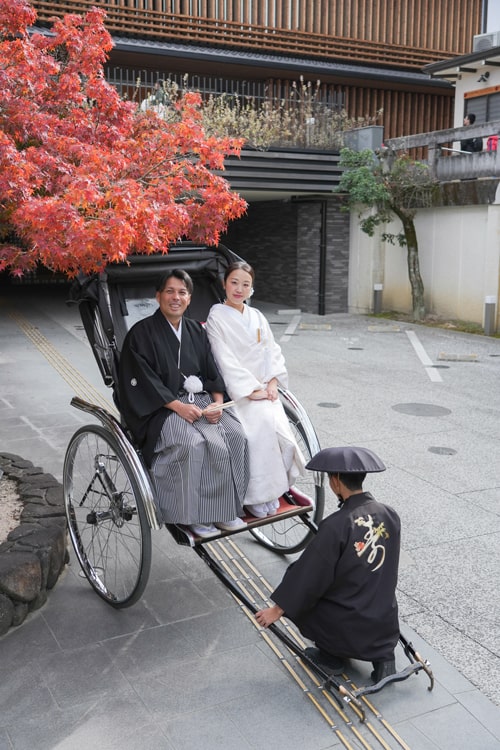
[248,389,268,400]
[266,385,278,401]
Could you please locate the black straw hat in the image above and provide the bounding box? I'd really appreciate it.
[305,446,386,473]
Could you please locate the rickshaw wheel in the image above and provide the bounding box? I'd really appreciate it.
[250,401,324,554]
[63,424,152,607]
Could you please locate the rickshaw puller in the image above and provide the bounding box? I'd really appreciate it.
[256,446,400,683]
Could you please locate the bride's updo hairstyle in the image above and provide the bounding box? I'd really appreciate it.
[224,261,255,283]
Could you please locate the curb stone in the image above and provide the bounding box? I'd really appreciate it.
[0,452,68,636]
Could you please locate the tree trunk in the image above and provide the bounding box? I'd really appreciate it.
[393,208,425,320]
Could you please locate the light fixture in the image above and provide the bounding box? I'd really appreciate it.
[478,71,490,82]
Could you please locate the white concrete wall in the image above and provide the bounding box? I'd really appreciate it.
[347,196,500,327]
[351,26,500,327]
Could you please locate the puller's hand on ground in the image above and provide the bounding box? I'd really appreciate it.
[255,604,285,628]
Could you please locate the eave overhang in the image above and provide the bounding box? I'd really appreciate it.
[109,35,454,91]
[423,48,500,80]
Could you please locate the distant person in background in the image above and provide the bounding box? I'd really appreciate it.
[486,133,498,152]
[461,113,483,153]
[153,80,166,105]
[140,80,168,113]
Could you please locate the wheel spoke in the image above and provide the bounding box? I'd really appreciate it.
[251,403,324,554]
[64,426,151,607]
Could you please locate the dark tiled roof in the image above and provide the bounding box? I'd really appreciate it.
[111,35,452,89]
[424,47,500,76]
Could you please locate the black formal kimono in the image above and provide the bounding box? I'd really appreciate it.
[272,492,400,661]
[118,309,248,524]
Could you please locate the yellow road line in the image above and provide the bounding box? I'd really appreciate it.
[9,311,118,416]
[212,537,412,750]
[8,307,413,749]
[207,541,356,748]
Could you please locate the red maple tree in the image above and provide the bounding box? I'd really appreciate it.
[0,0,247,277]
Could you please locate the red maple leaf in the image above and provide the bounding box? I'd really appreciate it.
[0,0,247,277]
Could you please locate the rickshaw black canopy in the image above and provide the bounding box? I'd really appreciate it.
[68,242,243,393]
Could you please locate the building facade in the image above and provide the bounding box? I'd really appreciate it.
[31,0,484,311]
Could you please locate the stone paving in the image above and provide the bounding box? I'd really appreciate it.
[0,285,499,750]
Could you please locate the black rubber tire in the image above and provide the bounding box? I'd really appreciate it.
[63,424,152,607]
[250,399,324,554]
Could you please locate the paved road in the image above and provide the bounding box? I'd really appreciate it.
[0,285,499,750]
[271,306,500,706]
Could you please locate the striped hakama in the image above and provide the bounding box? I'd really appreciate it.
[151,393,248,524]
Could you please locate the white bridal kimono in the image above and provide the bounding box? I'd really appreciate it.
[205,303,306,506]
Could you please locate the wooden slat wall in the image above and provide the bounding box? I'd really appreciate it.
[168,0,481,54]
[31,0,481,68]
[31,1,482,59]
[344,86,454,145]
[215,0,481,53]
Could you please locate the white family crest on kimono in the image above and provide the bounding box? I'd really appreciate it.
[205,302,306,506]
[182,374,204,403]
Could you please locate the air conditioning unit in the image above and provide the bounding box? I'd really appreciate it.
[473,31,500,52]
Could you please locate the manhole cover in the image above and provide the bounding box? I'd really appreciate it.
[430,364,450,369]
[429,446,457,455]
[348,347,364,350]
[318,402,341,409]
[392,403,452,417]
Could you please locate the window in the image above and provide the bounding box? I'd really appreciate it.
[465,91,500,122]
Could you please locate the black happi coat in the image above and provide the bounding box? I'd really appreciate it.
[118,309,225,465]
[272,492,400,661]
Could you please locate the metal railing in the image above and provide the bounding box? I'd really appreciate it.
[106,66,345,110]
[105,67,351,150]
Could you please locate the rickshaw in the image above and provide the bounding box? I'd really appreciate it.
[63,242,433,717]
